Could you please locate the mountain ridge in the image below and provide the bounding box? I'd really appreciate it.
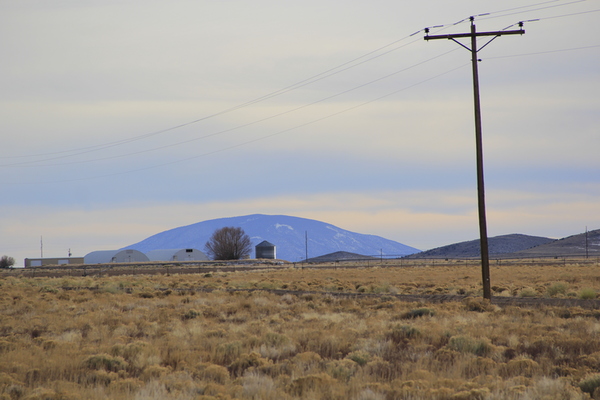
[408,230,600,259]
[407,233,554,258]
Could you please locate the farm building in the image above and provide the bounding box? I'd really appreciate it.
[24,257,84,268]
[145,248,208,262]
[255,240,276,259]
[84,249,149,264]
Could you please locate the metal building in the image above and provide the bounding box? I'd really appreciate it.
[255,240,276,259]
[24,257,84,267]
[145,248,208,262]
[84,249,149,264]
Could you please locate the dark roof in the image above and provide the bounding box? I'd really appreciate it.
[256,240,275,247]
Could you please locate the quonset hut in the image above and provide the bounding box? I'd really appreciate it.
[84,249,149,264]
[145,248,208,262]
[255,240,276,259]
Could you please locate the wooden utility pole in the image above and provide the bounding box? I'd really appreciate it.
[425,17,525,300]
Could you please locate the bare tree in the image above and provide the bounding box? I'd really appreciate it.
[205,227,252,260]
[0,255,15,269]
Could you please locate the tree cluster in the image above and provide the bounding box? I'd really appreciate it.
[0,255,15,268]
[205,227,252,260]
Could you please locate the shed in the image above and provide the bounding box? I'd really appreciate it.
[84,249,149,264]
[255,240,276,259]
[145,248,208,262]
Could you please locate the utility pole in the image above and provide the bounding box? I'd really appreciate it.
[586,226,589,259]
[425,17,525,300]
[305,231,308,262]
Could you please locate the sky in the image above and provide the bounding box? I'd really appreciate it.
[1,0,599,265]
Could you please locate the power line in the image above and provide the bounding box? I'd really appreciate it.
[4,36,422,162]
[6,64,469,184]
[2,48,458,169]
[480,0,597,22]
[6,0,592,163]
[422,0,588,31]
[487,44,600,59]
[3,0,595,179]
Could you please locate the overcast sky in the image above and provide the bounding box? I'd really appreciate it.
[2,0,599,265]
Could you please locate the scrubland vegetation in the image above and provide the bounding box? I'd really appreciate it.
[2,262,600,399]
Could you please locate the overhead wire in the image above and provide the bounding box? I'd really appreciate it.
[11,63,470,184]
[2,48,458,168]
[487,44,600,59]
[5,0,587,167]
[479,0,594,21]
[4,35,423,161]
[8,0,585,162]
[3,0,597,180]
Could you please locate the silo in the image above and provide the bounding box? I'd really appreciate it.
[255,240,276,259]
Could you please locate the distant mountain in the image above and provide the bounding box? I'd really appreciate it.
[123,214,420,262]
[408,234,554,258]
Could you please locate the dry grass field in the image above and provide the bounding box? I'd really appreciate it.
[2,261,600,399]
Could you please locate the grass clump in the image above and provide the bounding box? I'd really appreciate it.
[345,350,371,366]
[181,309,201,320]
[519,288,538,298]
[447,336,493,357]
[546,282,568,297]
[463,297,493,312]
[83,354,128,372]
[400,307,435,319]
[387,324,421,344]
[578,288,597,299]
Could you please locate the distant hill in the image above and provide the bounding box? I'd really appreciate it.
[123,214,420,262]
[408,234,554,259]
[510,229,600,257]
[305,251,377,263]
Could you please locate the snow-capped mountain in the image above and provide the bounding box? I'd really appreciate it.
[122,214,419,261]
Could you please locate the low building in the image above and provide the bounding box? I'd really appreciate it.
[24,257,84,268]
[84,249,149,264]
[145,248,208,262]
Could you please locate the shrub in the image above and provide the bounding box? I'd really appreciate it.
[579,374,600,395]
[519,288,538,298]
[228,352,269,378]
[579,288,597,300]
[447,336,493,357]
[345,350,371,366]
[327,359,358,382]
[241,371,276,399]
[83,354,128,372]
[546,282,568,297]
[181,309,201,320]
[288,373,335,397]
[463,297,493,312]
[401,308,435,319]
[501,358,540,378]
[387,325,421,344]
[213,341,243,365]
[197,363,230,384]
